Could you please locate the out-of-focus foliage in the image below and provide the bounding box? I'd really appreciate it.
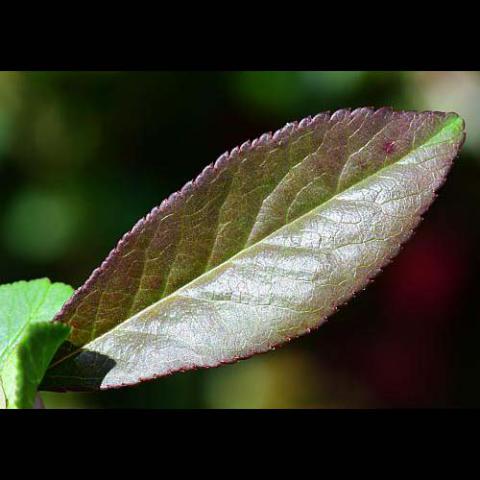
[1,71,479,408]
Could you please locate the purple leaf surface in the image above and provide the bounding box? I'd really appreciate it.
[42,108,465,391]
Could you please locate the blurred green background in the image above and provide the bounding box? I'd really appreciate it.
[1,71,479,408]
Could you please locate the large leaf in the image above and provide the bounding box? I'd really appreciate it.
[0,279,72,408]
[43,108,465,391]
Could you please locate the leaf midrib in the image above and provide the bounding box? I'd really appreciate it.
[49,115,461,370]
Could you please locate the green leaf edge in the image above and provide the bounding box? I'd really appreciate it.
[0,279,73,408]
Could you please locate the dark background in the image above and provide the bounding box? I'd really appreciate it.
[0,71,478,408]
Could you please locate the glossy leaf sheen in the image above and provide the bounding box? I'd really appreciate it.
[43,108,465,391]
[0,279,72,408]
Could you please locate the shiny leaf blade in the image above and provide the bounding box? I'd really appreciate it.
[43,108,465,391]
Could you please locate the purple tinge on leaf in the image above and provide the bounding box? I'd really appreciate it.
[42,108,465,391]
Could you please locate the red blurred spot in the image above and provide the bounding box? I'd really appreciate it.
[380,225,467,322]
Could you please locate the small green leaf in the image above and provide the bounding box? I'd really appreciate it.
[0,279,72,408]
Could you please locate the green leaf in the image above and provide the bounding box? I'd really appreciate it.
[1,322,71,408]
[43,108,465,391]
[0,279,72,408]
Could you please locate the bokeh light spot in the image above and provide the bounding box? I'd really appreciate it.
[2,189,80,263]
